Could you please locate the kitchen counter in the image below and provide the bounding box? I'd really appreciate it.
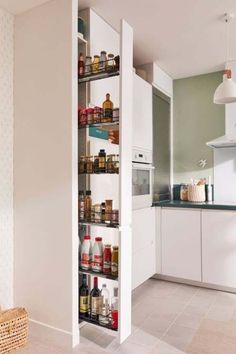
[153,200,236,211]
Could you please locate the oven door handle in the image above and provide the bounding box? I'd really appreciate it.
[132,163,155,170]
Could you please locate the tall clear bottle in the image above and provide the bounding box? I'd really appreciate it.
[79,190,85,221]
[99,284,110,325]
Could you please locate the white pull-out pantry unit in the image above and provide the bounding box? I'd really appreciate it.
[14,0,133,349]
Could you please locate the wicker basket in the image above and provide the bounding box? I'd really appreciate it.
[0,308,28,354]
[188,185,206,202]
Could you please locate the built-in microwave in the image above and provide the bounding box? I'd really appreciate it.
[132,148,154,210]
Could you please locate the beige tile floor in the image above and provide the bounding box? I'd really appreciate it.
[14,279,236,354]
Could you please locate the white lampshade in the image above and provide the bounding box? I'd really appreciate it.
[214,69,236,104]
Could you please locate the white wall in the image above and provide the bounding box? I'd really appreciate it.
[0,8,14,310]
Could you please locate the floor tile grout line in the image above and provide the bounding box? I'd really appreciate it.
[160,288,200,339]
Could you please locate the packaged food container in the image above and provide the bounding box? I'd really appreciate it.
[87,108,94,125]
[99,51,107,72]
[105,200,113,223]
[79,156,86,174]
[92,55,100,73]
[84,56,92,75]
[112,108,119,122]
[106,154,116,173]
[111,209,119,225]
[93,107,102,123]
[180,184,189,201]
[79,109,87,126]
[86,156,93,174]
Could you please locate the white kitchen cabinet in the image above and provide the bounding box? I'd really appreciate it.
[14,1,133,347]
[161,208,201,281]
[133,73,152,151]
[202,210,236,288]
[132,207,156,289]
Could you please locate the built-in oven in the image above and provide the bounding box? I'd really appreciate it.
[132,148,154,210]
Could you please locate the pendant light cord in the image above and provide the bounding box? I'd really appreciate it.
[225,16,230,66]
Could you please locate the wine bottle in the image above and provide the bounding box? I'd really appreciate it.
[79,274,89,317]
[90,277,101,320]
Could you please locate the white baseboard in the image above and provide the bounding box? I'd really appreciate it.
[153,274,236,294]
[29,318,79,349]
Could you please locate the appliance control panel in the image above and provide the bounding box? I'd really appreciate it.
[132,148,153,164]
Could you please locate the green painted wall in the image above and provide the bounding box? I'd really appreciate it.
[173,71,225,184]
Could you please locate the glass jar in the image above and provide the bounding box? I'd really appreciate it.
[107,53,115,72]
[112,108,119,122]
[87,108,94,125]
[114,55,120,71]
[86,156,93,174]
[111,209,119,225]
[79,109,87,126]
[98,149,106,173]
[105,199,113,223]
[180,184,189,201]
[93,107,102,124]
[114,155,119,174]
[92,55,100,73]
[99,51,107,72]
[101,202,106,223]
[79,156,86,174]
[94,204,102,223]
[111,246,119,277]
[106,154,116,173]
[84,56,92,75]
[93,156,99,174]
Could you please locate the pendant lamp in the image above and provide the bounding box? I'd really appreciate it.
[214,13,236,104]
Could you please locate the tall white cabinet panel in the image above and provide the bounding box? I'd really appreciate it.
[14,0,78,348]
[202,210,236,288]
[133,73,152,151]
[132,207,156,289]
[119,19,133,343]
[161,209,201,281]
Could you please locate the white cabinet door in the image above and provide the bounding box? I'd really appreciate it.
[133,73,152,151]
[161,209,201,281]
[132,207,156,289]
[202,210,236,288]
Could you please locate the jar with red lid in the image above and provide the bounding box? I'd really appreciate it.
[103,244,111,274]
[93,106,102,124]
[87,108,94,125]
[79,108,87,126]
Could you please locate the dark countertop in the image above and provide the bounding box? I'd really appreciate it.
[153,200,236,211]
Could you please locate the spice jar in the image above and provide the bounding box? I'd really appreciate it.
[103,245,112,274]
[114,55,120,71]
[111,246,119,277]
[79,190,85,221]
[79,109,87,126]
[105,199,113,223]
[114,155,119,174]
[93,107,102,124]
[87,108,94,125]
[92,55,100,73]
[112,108,119,122]
[107,53,115,72]
[99,51,107,72]
[84,56,92,75]
[101,202,106,223]
[84,190,92,222]
[94,204,102,223]
[86,156,93,174]
[98,149,106,173]
[79,156,86,174]
[106,154,116,173]
[93,156,99,174]
[111,209,119,225]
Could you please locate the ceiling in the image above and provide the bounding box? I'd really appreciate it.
[1,0,236,79]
